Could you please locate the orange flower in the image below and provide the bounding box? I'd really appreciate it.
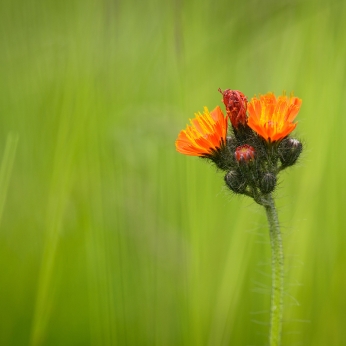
[247,92,302,142]
[175,106,227,156]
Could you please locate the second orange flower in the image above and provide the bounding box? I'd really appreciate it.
[247,92,302,142]
[175,106,227,157]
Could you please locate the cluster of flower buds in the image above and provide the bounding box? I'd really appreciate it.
[175,89,303,205]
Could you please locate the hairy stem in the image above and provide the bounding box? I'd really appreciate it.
[264,194,284,346]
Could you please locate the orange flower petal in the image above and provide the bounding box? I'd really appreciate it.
[175,106,228,156]
[247,92,302,142]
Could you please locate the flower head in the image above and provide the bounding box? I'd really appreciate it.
[219,88,248,128]
[247,92,302,142]
[175,106,227,157]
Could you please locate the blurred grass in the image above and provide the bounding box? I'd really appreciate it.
[1,0,346,345]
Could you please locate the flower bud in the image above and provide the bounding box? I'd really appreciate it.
[219,88,248,129]
[224,170,247,194]
[278,138,302,167]
[259,172,277,194]
[235,144,255,163]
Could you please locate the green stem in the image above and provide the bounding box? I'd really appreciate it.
[264,194,284,346]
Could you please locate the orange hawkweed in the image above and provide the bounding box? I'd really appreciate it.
[175,106,227,156]
[247,92,302,142]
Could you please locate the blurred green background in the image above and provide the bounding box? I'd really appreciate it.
[1,0,345,345]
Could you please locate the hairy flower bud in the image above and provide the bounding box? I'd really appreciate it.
[259,172,277,194]
[235,144,255,163]
[278,138,303,167]
[219,88,248,129]
[224,170,247,194]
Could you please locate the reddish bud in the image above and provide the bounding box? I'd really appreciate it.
[235,144,255,163]
[219,88,248,128]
